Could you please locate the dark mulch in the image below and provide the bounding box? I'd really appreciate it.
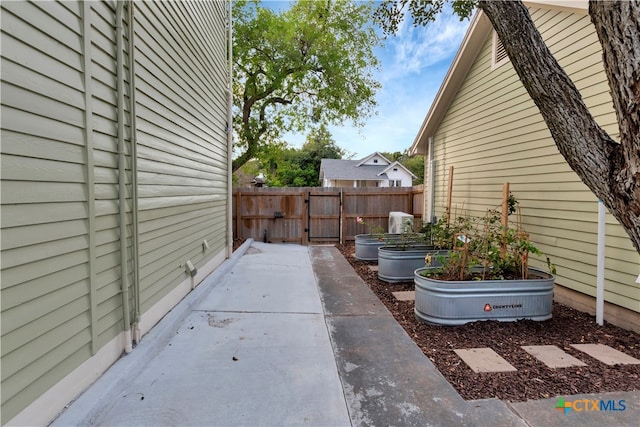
[336,240,640,402]
[232,238,246,252]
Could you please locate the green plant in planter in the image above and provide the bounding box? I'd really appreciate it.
[420,215,471,250]
[470,209,542,280]
[393,219,426,249]
[356,216,385,240]
[421,197,552,281]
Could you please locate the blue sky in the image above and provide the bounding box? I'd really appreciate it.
[265,1,472,159]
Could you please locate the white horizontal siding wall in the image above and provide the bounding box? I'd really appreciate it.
[0,1,230,424]
[431,7,639,314]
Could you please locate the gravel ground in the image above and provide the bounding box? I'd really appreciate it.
[336,241,640,402]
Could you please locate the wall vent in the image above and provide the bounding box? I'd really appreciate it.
[492,31,510,69]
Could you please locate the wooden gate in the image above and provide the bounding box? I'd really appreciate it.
[307,190,341,243]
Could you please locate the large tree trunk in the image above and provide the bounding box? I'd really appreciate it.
[478,0,640,253]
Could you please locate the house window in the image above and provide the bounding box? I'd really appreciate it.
[492,31,509,69]
[390,180,402,187]
[393,168,398,171]
[373,159,378,163]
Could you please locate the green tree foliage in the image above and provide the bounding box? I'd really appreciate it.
[375,0,640,253]
[380,150,424,185]
[402,154,425,185]
[232,0,381,172]
[261,126,345,187]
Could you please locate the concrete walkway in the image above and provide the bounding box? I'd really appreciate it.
[52,241,638,427]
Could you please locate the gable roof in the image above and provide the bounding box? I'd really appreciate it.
[355,152,392,167]
[320,158,389,181]
[380,161,417,179]
[320,153,417,181]
[409,0,588,155]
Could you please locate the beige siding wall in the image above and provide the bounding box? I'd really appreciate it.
[1,2,93,422]
[0,1,229,424]
[133,0,228,313]
[429,8,639,313]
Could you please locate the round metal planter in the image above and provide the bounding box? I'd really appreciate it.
[377,246,450,283]
[354,234,402,261]
[414,267,555,326]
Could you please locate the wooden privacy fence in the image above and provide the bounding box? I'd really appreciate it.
[233,185,424,245]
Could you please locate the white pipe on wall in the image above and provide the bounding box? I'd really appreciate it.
[226,0,234,258]
[596,199,605,326]
[427,136,436,223]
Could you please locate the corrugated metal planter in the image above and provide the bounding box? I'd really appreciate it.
[378,246,450,283]
[354,234,402,261]
[414,267,555,326]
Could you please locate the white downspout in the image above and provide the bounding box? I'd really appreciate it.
[427,136,436,223]
[596,200,605,326]
[116,1,133,353]
[226,0,234,258]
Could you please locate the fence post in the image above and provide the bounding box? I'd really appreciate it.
[408,188,413,228]
[301,188,308,245]
[236,190,242,240]
[340,189,344,244]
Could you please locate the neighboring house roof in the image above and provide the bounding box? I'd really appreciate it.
[355,152,391,167]
[320,158,390,181]
[381,161,417,179]
[409,0,588,155]
[320,153,417,181]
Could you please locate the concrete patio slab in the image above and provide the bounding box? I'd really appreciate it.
[571,344,640,366]
[454,348,517,373]
[392,290,416,301]
[90,311,350,426]
[198,252,322,314]
[521,345,587,368]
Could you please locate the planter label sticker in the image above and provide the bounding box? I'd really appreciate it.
[484,303,523,312]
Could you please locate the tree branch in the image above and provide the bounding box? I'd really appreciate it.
[478,0,640,251]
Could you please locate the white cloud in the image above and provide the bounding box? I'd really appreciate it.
[380,8,470,82]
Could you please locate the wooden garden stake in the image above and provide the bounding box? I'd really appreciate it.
[501,182,509,257]
[446,166,454,226]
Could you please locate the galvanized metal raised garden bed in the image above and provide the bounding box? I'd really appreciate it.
[414,267,555,326]
[377,246,450,283]
[354,233,402,261]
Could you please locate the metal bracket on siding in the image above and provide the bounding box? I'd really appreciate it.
[185,260,197,277]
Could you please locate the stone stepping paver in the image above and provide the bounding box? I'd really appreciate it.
[391,291,415,301]
[368,265,378,272]
[454,348,517,373]
[571,344,640,366]
[453,344,639,373]
[521,345,586,368]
